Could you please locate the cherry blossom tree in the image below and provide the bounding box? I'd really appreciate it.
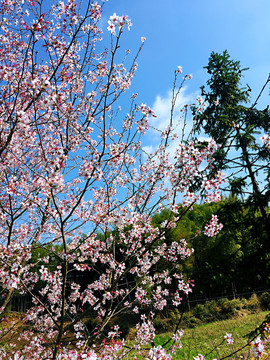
[0,0,226,359]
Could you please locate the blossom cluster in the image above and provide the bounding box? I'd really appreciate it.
[107,12,132,35]
[249,323,270,359]
[251,336,265,358]
[204,215,223,237]
[224,332,234,345]
[148,346,172,360]
[261,134,270,149]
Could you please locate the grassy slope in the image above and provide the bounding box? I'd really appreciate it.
[127,311,269,359]
[155,311,268,359]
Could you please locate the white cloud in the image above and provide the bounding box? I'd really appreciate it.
[142,144,155,155]
[142,86,199,159]
[150,86,198,136]
[197,136,213,143]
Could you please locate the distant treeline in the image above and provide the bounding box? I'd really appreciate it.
[151,196,270,300]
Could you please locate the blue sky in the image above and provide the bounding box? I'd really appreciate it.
[101,0,270,198]
[102,0,270,112]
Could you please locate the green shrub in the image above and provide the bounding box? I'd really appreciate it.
[193,303,212,321]
[216,297,228,306]
[205,300,220,319]
[259,292,270,310]
[181,313,200,328]
[230,298,242,311]
[218,298,242,317]
[193,300,223,322]
[241,298,248,309]
[153,314,174,333]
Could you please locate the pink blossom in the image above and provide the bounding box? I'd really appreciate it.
[148,345,172,359]
[261,134,270,149]
[251,336,265,358]
[224,332,234,344]
[194,355,205,360]
[204,215,223,237]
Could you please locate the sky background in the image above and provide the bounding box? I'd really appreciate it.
[102,0,270,120]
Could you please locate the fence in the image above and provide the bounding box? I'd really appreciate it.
[3,288,270,314]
